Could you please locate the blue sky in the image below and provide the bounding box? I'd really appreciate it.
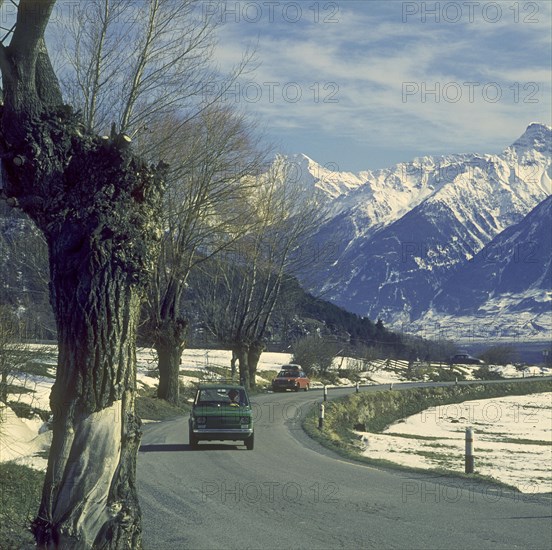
[206,0,552,171]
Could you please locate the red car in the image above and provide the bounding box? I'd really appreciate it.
[272,364,310,392]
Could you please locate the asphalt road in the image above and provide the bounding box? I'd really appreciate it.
[137,382,552,549]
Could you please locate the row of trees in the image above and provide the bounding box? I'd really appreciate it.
[56,0,274,407]
[191,160,322,390]
[0,1,323,546]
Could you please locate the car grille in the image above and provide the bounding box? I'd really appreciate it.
[205,416,242,428]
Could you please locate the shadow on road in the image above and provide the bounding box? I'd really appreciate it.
[139,443,245,452]
[139,444,191,452]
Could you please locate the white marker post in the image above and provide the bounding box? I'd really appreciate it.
[318,403,325,430]
[323,385,328,401]
[355,381,360,393]
[465,427,474,474]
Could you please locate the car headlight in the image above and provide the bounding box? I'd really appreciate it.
[240,416,250,428]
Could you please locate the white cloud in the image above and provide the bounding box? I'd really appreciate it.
[43,0,551,170]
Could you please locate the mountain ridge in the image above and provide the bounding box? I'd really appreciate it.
[288,123,551,341]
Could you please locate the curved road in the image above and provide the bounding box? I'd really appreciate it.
[138,382,552,549]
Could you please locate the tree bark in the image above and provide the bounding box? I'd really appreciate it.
[34,256,145,549]
[230,351,238,379]
[154,318,187,405]
[233,341,250,389]
[247,339,266,390]
[4,113,165,549]
[0,7,165,543]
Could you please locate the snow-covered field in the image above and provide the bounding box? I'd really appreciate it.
[356,393,552,494]
[0,405,51,470]
[1,345,550,494]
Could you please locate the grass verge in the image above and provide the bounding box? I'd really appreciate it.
[136,387,192,421]
[136,395,190,421]
[0,462,44,549]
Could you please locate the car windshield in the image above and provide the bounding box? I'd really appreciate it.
[197,388,248,406]
[278,370,298,378]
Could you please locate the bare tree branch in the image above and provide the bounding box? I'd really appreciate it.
[194,157,325,388]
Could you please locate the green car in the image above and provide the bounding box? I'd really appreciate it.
[188,383,254,450]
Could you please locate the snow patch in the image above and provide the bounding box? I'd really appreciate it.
[357,393,552,493]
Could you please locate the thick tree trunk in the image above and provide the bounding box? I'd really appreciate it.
[34,254,144,549]
[0,112,164,548]
[154,319,187,405]
[247,340,266,390]
[0,4,164,547]
[233,342,250,389]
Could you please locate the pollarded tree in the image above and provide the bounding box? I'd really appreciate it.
[144,105,267,405]
[0,1,164,547]
[195,158,324,389]
[55,0,261,405]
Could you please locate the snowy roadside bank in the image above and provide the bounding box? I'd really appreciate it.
[355,392,551,493]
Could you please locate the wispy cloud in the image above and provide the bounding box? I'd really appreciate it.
[35,0,549,172]
[206,0,551,170]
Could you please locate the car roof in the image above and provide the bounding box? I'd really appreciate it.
[197,383,246,391]
[281,364,301,369]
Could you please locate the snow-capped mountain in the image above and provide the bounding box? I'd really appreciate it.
[284,153,366,200]
[407,195,551,342]
[434,195,552,314]
[288,123,552,340]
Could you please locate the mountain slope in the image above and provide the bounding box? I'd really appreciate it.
[291,123,551,337]
[433,195,552,315]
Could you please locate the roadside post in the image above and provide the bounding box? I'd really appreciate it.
[355,381,359,393]
[323,385,328,401]
[465,427,474,474]
[318,403,325,429]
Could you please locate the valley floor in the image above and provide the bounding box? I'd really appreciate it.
[1,346,550,494]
